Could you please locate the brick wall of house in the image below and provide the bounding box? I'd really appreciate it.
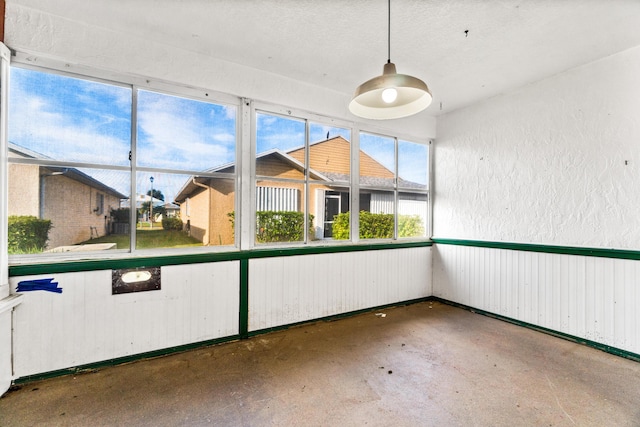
[180,187,210,244]
[208,179,235,246]
[41,175,120,249]
[8,163,40,217]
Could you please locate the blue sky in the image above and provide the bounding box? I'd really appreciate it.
[9,67,427,202]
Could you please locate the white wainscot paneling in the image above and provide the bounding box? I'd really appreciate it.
[433,244,640,355]
[1,296,22,393]
[10,261,239,378]
[249,247,432,331]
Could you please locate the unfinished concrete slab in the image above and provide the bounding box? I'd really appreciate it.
[1,301,639,426]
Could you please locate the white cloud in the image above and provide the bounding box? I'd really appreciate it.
[137,95,235,170]
[9,89,130,164]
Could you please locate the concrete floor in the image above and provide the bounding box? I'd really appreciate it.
[1,301,639,426]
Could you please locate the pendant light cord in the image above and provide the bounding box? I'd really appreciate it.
[387,0,391,63]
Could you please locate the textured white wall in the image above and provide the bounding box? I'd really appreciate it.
[434,46,640,249]
[3,3,435,139]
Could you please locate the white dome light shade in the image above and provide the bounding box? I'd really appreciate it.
[349,62,432,120]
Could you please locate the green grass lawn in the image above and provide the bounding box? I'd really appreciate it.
[83,229,202,249]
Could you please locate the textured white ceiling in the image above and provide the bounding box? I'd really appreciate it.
[9,0,640,115]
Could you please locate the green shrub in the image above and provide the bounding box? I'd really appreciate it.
[332,211,424,239]
[8,215,52,254]
[359,211,394,239]
[256,211,314,243]
[227,212,235,229]
[398,215,425,238]
[228,211,314,243]
[162,216,183,231]
[331,212,351,239]
[332,211,394,239]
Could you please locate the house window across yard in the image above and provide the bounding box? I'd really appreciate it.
[95,193,105,216]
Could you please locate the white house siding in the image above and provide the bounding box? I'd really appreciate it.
[256,186,299,211]
[433,244,640,355]
[248,247,432,331]
[9,262,239,378]
[370,192,394,214]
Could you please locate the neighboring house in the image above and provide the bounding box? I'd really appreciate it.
[8,143,126,250]
[119,194,170,221]
[174,136,427,246]
[162,202,181,219]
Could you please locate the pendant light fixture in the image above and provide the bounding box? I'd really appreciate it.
[349,0,432,120]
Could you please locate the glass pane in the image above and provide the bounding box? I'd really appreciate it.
[9,67,131,166]
[175,176,235,247]
[8,164,130,253]
[256,113,305,177]
[359,133,395,188]
[135,171,212,249]
[359,190,395,240]
[255,180,307,244]
[137,90,236,172]
[309,123,351,183]
[398,192,428,238]
[310,184,350,240]
[398,140,428,190]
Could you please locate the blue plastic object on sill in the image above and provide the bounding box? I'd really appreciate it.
[16,278,62,294]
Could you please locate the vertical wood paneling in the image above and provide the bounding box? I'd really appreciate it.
[433,244,640,355]
[10,261,239,378]
[248,247,431,331]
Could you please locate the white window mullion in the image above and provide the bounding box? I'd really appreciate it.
[129,87,138,252]
[239,98,253,250]
[0,43,10,297]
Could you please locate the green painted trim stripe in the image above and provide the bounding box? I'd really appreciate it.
[12,334,241,385]
[431,238,640,260]
[9,241,432,276]
[432,297,640,363]
[239,259,249,339]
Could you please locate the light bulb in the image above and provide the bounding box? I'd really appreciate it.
[381,87,398,103]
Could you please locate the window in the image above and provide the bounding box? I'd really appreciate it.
[6,62,428,260]
[136,90,237,249]
[359,133,429,239]
[254,111,352,244]
[8,67,132,254]
[95,193,105,216]
[398,140,429,238]
[7,65,238,256]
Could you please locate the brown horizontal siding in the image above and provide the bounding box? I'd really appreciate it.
[256,157,305,179]
[359,151,394,179]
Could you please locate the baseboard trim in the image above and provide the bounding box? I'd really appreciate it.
[432,297,640,363]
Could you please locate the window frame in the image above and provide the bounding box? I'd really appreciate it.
[358,131,431,241]
[6,52,430,265]
[7,54,241,263]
